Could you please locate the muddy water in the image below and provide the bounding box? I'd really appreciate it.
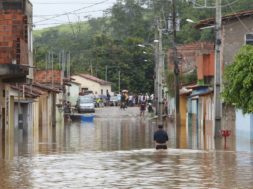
[0,107,253,188]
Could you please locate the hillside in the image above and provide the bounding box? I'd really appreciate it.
[33,0,253,93]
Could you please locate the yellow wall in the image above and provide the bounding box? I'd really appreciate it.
[5,94,14,159]
[33,100,39,153]
[180,95,188,125]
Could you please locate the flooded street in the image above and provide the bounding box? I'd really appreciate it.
[1,107,253,188]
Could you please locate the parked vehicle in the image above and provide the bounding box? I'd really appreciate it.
[76,95,95,113]
[109,96,119,106]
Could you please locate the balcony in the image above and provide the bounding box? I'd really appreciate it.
[0,64,28,83]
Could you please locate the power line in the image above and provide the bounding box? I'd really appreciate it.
[34,0,111,24]
[33,2,108,5]
[33,9,105,17]
[224,0,250,32]
[193,0,240,9]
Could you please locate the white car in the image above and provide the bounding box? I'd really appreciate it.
[76,96,95,113]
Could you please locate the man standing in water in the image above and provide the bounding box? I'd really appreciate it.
[153,125,168,150]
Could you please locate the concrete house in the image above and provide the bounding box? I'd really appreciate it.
[196,9,253,151]
[71,74,112,96]
[66,81,81,106]
[0,0,33,158]
[34,69,68,124]
[167,42,216,149]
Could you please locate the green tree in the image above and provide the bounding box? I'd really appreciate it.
[222,45,253,114]
[33,0,253,93]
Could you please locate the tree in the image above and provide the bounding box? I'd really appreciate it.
[222,45,253,114]
[33,0,253,93]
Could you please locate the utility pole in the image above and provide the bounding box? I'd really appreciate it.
[105,65,108,81]
[154,27,159,116]
[118,70,121,94]
[172,0,181,144]
[154,25,159,116]
[51,52,54,88]
[214,0,222,137]
[157,20,164,124]
[67,52,71,79]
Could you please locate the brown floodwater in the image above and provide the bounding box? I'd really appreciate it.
[0,107,253,188]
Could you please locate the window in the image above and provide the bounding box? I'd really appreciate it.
[101,89,103,95]
[246,34,253,45]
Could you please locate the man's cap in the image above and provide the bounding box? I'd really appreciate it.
[158,124,163,128]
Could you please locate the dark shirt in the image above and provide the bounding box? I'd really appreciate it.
[154,130,168,144]
[140,103,146,110]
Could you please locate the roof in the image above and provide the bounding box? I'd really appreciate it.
[180,87,192,95]
[186,84,210,90]
[70,81,81,85]
[174,42,214,51]
[77,74,111,85]
[10,83,61,98]
[190,90,213,98]
[11,85,41,98]
[32,83,61,93]
[195,9,253,29]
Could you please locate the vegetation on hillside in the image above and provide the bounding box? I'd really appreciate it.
[33,0,253,93]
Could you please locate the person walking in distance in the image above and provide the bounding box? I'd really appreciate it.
[153,125,168,150]
[140,101,146,117]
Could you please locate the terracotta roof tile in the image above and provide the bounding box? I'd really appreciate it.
[78,74,111,85]
[195,9,253,29]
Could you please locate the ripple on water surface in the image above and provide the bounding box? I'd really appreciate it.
[0,149,250,188]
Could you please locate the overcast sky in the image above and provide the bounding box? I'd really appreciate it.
[30,0,117,29]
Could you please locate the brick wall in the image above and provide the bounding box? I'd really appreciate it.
[0,12,28,65]
[34,70,62,85]
[167,42,214,75]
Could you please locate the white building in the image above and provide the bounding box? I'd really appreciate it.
[71,74,112,96]
[66,81,81,106]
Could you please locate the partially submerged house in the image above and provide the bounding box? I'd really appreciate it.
[196,9,253,151]
[0,0,33,158]
[167,42,215,149]
[34,69,68,124]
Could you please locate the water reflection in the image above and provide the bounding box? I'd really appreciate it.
[60,118,156,152]
[1,149,252,188]
[0,107,253,188]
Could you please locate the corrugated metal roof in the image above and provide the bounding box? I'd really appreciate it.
[189,87,213,98]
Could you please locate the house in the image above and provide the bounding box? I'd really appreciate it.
[167,41,216,149]
[168,42,214,75]
[196,9,253,150]
[185,84,214,149]
[195,9,253,66]
[66,81,81,106]
[3,83,39,157]
[34,69,71,123]
[71,74,112,96]
[168,42,214,119]
[1,82,62,157]
[0,0,33,158]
